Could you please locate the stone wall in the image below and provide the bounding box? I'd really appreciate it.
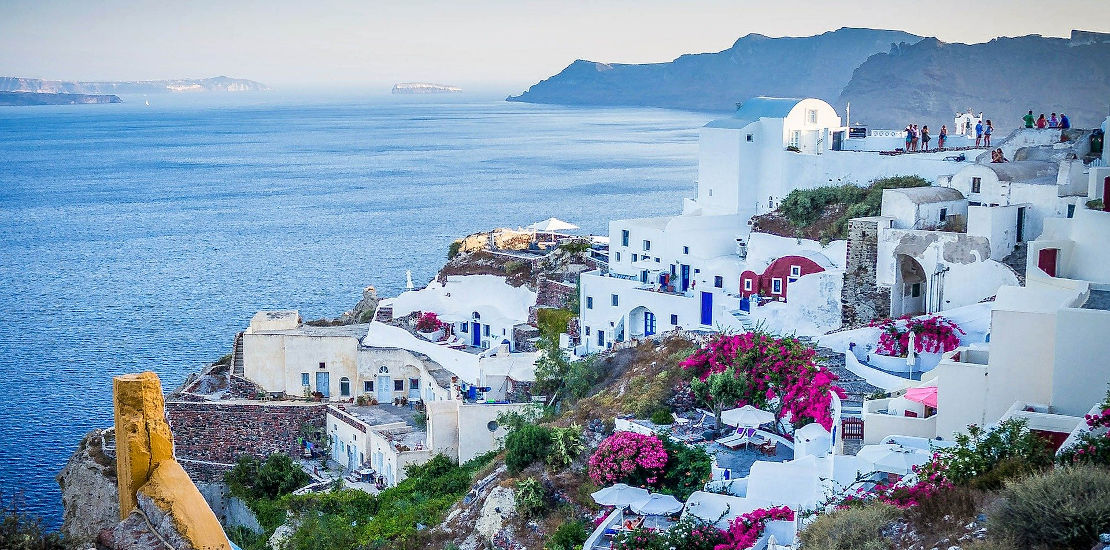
[535,277,576,309]
[841,218,892,328]
[166,400,326,481]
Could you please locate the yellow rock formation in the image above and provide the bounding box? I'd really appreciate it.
[113,371,230,550]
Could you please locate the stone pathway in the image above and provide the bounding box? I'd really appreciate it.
[813,345,881,408]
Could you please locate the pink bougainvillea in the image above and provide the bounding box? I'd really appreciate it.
[840,455,953,509]
[680,332,846,431]
[414,311,445,332]
[588,431,668,486]
[714,506,794,550]
[870,315,965,357]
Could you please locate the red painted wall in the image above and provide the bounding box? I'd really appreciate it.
[739,256,826,301]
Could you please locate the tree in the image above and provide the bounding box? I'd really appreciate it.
[690,366,750,430]
[534,336,572,405]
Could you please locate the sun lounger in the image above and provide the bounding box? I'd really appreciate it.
[716,433,747,450]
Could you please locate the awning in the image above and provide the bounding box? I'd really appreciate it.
[525,217,579,232]
[903,386,938,408]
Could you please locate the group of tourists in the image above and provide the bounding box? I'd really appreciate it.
[904,124,943,152]
[1023,110,1070,129]
[973,119,994,148]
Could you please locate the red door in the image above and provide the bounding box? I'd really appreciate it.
[1038,248,1058,277]
[1104,177,1110,212]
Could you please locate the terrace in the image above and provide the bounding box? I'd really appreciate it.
[332,403,427,452]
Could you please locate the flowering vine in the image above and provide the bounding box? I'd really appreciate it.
[680,332,846,431]
[587,431,668,486]
[414,311,445,332]
[870,315,964,357]
[714,506,794,550]
[1058,404,1110,466]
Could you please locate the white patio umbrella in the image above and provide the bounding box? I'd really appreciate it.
[857,444,930,475]
[525,217,579,232]
[629,493,684,516]
[591,483,650,507]
[720,405,775,428]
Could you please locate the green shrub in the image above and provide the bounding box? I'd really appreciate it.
[225,453,310,502]
[536,308,575,340]
[988,464,1110,549]
[514,477,547,519]
[505,423,553,473]
[920,418,1052,489]
[546,425,585,471]
[798,502,900,550]
[504,260,529,274]
[1088,198,1105,210]
[0,496,67,550]
[776,175,929,239]
[657,436,712,501]
[546,519,590,550]
[650,408,673,426]
[447,240,462,260]
[558,239,592,255]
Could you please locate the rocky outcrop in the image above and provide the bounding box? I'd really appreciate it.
[57,429,120,542]
[0,76,267,94]
[0,91,122,105]
[337,285,381,324]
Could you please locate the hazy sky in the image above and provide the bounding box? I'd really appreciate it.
[3,0,1109,93]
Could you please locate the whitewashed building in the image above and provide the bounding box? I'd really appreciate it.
[580,97,978,349]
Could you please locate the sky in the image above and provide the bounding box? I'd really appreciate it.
[2,0,1109,94]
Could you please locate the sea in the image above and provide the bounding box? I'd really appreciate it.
[0,92,712,528]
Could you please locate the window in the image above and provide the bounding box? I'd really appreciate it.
[318,362,326,369]
[364,380,373,392]
[409,378,419,390]
[301,373,310,387]
[640,270,648,283]
[643,240,651,251]
[654,257,660,263]
[940,208,948,222]
[807,109,817,123]
[378,366,388,374]
[597,330,605,347]
[971,177,981,193]
[714,276,723,288]
[790,130,801,148]
[460,322,468,333]
[911,283,922,298]
[1067,204,1076,218]
[472,311,480,320]
[746,134,753,142]
[393,379,404,392]
[586,296,593,309]
[670,314,678,325]
[790,265,801,277]
[771,278,783,294]
[743,279,752,292]
[483,324,490,337]
[340,377,350,397]
[584,326,590,336]
[487,421,499,432]
[621,230,629,247]
[632,253,638,262]
[611,294,619,307]
[614,251,621,262]
[683,246,689,255]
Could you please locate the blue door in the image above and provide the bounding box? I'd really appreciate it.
[471,322,481,346]
[315,371,330,397]
[681,265,691,292]
[700,292,713,326]
[644,312,656,336]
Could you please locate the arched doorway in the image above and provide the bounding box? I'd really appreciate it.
[628,306,657,338]
[893,255,927,317]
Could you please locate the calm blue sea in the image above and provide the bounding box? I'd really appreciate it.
[0,93,710,527]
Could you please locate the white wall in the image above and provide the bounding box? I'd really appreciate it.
[967,205,1020,260]
[243,333,359,396]
[1052,307,1110,417]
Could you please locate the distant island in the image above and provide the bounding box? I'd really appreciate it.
[392,82,462,94]
[0,75,268,95]
[0,91,122,106]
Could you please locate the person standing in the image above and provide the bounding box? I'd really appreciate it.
[1049,113,1059,128]
[911,124,919,152]
[921,125,930,151]
[1023,110,1035,128]
[904,125,912,152]
[983,120,993,147]
[975,119,984,147]
[1036,114,1047,128]
[1060,113,1070,129]
[938,125,947,149]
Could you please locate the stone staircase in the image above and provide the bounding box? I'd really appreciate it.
[232,332,245,376]
[1001,242,1028,286]
[728,309,755,331]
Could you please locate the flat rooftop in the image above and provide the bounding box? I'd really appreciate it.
[1083,290,1110,312]
[252,323,370,338]
[336,404,427,449]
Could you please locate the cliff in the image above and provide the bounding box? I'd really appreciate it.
[507,27,921,111]
[0,91,121,105]
[0,75,268,94]
[57,429,120,542]
[838,31,1110,129]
